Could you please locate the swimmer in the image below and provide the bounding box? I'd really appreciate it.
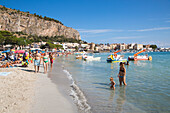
[109,77,116,90]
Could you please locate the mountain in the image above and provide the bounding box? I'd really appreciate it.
[0,5,81,40]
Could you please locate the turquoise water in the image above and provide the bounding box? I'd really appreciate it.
[58,52,170,113]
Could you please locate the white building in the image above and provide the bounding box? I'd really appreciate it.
[61,43,68,50]
[134,44,143,50]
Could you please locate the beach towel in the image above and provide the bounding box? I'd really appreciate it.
[0,72,11,76]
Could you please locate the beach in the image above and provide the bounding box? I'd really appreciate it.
[0,61,77,113]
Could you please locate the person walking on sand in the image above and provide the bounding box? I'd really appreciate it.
[49,53,53,69]
[43,52,49,74]
[33,50,41,73]
[118,62,127,86]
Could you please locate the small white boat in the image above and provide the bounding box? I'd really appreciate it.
[83,56,101,61]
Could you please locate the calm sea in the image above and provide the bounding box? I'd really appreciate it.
[57,52,170,113]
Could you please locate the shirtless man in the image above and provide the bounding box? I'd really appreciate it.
[33,50,41,73]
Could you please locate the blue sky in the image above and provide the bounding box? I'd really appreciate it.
[1,0,170,47]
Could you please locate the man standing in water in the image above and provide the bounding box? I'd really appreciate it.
[33,50,41,73]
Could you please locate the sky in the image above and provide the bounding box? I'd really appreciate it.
[1,0,170,47]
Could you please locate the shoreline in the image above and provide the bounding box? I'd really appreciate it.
[30,59,78,113]
[56,57,92,113]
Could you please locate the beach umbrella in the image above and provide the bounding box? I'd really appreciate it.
[2,50,10,53]
[41,51,45,53]
[14,50,25,54]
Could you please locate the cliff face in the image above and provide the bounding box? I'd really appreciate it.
[0,6,81,40]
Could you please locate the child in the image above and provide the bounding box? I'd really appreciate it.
[109,77,116,90]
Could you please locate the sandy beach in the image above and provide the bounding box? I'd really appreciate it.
[0,62,77,113]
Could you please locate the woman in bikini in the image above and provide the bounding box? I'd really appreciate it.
[43,52,49,74]
[49,53,53,69]
[118,62,127,86]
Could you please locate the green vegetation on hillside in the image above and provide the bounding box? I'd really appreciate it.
[0,31,31,46]
[40,42,63,49]
[0,5,63,25]
[0,30,83,47]
[150,45,157,49]
[25,35,81,43]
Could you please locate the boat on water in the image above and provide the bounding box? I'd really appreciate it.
[83,55,101,61]
[107,50,127,63]
[76,55,83,59]
[75,51,87,59]
[128,49,152,61]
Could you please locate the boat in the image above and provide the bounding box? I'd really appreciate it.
[75,51,87,59]
[93,51,100,53]
[107,50,127,63]
[128,49,152,61]
[76,55,83,59]
[83,56,101,61]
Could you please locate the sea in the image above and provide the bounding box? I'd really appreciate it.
[56,52,170,113]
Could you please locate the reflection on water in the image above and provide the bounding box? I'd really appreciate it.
[115,86,126,113]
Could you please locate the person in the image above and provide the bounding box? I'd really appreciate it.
[9,49,13,56]
[8,52,14,61]
[118,62,127,86]
[109,77,116,90]
[33,50,41,73]
[43,52,49,74]
[1,55,6,61]
[123,61,130,65]
[49,53,53,69]
[29,51,33,63]
[0,62,14,68]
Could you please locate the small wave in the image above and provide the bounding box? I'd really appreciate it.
[63,69,92,113]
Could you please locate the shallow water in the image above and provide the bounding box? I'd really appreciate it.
[58,52,170,113]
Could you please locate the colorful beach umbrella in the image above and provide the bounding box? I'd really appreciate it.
[14,50,25,54]
[2,50,10,53]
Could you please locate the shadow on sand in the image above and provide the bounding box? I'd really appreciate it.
[21,69,35,72]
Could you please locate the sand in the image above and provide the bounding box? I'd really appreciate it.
[0,63,77,113]
[0,64,37,113]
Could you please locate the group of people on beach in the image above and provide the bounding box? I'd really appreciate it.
[0,49,18,68]
[110,62,127,90]
[0,49,55,74]
[33,50,54,73]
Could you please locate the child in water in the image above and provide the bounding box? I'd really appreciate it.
[109,77,115,90]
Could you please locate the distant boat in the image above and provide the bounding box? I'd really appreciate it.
[107,50,127,63]
[76,55,83,59]
[128,49,152,61]
[94,51,100,53]
[83,55,101,61]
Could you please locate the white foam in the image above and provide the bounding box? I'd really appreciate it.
[63,69,91,113]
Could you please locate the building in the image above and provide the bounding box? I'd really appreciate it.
[127,43,135,50]
[61,43,68,50]
[88,43,95,51]
[134,44,143,50]
[110,44,117,50]
[120,43,126,50]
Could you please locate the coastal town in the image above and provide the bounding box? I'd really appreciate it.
[1,41,170,53]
